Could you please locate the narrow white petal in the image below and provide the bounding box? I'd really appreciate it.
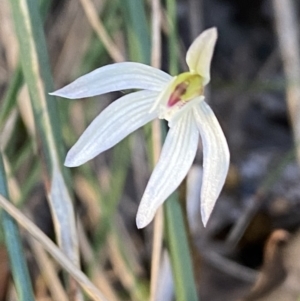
[65,90,158,167]
[186,28,217,85]
[50,62,172,99]
[193,102,230,226]
[136,111,199,228]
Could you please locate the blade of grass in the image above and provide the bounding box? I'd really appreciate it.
[272,0,300,165]
[0,109,18,152]
[17,85,36,140]
[0,65,23,130]
[0,193,110,301]
[3,154,21,204]
[166,0,179,75]
[77,219,121,301]
[28,236,69,301]
[9,0,81,297]
[150,0,164,300]
[0,154,35,301]
[3,155,68,301]
[121,0,151,63]
[165,194,198,301]
[108,227,149,301]
[10,138,33,175]
[18,161,40,206]
[0,0,51,131]
[79,0,124,62]
[79,0,122,74]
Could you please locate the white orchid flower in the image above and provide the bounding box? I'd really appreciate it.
[50,27,229,228]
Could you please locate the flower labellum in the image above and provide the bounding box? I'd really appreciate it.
[50,27,230,229]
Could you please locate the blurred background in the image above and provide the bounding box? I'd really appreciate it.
[1,0,300,300]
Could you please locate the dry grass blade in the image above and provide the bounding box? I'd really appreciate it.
[79,0,125,62]
[200,248,257,284]
[0,0,18,71]
[28,236,69,301]
[272,0,300,165]
[225,194,263,249]
[150,208,164,301]
[3,153,72,301]
[17,85,36,139]
[0,195,109,301]
[151,0,162,69]
[50,1,92,83]
[150,1,164,301]
[77,219,121,301]
[107,231,145,301]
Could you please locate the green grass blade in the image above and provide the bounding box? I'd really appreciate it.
[121,0,151,63]
[9,0,80,291]
[166,0,179,75]
[10,0,62,168]
[165,194,198,301]
[0,154,35,301]
[0,65,23,129]
[0,0,51,130]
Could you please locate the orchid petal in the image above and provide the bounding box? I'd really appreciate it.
[65,90,159,167]
[50,62,172,99]
[193,101,229,226]
[136,111,199,228]
[186,27,217,85]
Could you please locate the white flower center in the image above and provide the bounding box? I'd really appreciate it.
[157,72,204,122]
